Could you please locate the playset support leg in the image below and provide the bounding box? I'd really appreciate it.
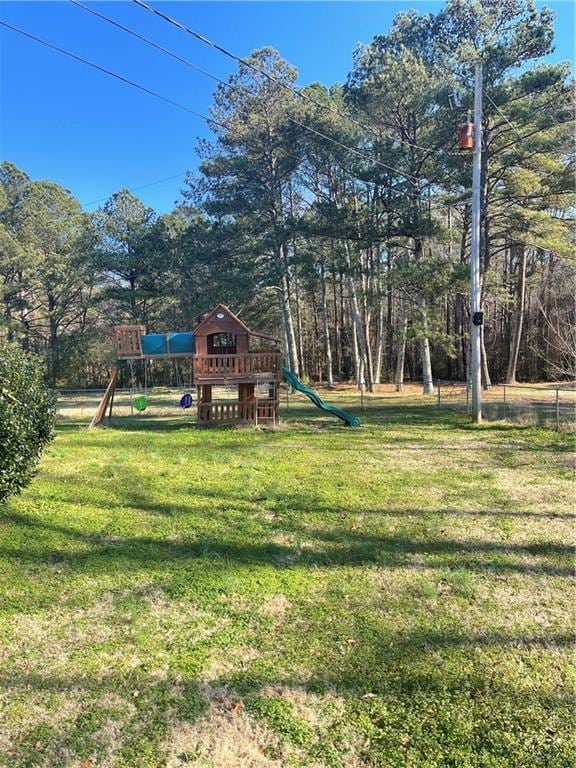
[198,384,212,423]
[107,380,116,423]
[239,382,255,422]
[89,365,119,429]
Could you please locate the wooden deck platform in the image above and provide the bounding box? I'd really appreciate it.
[193,352,281,383]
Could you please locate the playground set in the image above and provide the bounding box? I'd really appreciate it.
[90,304,360,429]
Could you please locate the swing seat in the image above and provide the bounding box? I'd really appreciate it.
[180,393,193,409]
[134,395,149,412]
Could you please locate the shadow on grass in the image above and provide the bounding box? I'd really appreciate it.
[22,471,573,523]
[64,402,465,433]
[108,418,197,433]
[2,510,572,579]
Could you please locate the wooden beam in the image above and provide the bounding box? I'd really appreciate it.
[89,365,119,429]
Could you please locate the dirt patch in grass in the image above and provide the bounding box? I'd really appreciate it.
[203,645,261,682]
[494,468,575,511]
[259,594,291,619]
[165,684,284,768]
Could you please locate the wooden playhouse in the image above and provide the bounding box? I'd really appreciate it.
[92,304,282,427]
[192,304,281,425]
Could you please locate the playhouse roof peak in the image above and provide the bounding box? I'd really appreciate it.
[193,304,253,336]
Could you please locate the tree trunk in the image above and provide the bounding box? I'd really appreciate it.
[351,314,362,387]
[331,246,342,379]
[293,264,305,376]
[386,250,394,380]
[279,296,291,368]
[129,274,137,321]
[373,299,385,385]
[280,271,299,377]
[3,290,14,342]
[479,123,492,390]
[419,299,434,395]
[360,248,375,389]
[480,323,492,389]
[395,302,408,392]
[420,336,434,394]
[413,233,434,395]
[320,256,334,387]
[343,240,371,391]
[505,243,527,384]
[45,289,60,382]
[338,265,347,378]
[456,204,470,380]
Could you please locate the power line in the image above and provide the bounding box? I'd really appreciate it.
[71,0,460,206]
[2,17,455,220]
[0,16,411,213]
[81,171,188,208]
[285,116,419,182]
[71,0,422,185]
[485,92,525,139]
[131,0,458,161]
[69,0,248,96]
[0,20,228,131]
[14,8,550,249]
[68,1,423,186]
[1,21,558,252]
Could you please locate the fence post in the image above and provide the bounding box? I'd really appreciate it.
[555,389,560,432]
[503,384,506,420]
[437,380,441,407]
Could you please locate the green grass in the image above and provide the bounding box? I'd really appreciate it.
[0,391,574,767]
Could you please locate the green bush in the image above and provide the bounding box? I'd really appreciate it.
[0,343,56,502]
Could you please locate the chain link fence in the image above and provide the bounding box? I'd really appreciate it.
[56,382,576,432]
[437,380,576,432]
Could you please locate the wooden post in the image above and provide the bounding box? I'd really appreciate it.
[200,384,212,423]
[239,382,255,423]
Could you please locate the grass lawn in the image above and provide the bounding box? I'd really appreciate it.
[0,389,574,767]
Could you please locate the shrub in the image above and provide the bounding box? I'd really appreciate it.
[0,343,56,503]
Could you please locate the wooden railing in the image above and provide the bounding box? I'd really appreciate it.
[114,325,145,357]
[197,400,277,424]
[194,352,281,380]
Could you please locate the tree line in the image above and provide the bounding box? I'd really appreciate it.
[1,0,574,389]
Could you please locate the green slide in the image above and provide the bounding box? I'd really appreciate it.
[283,368,361,428]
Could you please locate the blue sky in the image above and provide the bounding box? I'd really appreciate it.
[1,1,574,213]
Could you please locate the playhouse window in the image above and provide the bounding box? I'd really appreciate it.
[211,333,236,348]
[207,332,237,355]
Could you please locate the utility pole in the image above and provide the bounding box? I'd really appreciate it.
[470,60,483,423]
